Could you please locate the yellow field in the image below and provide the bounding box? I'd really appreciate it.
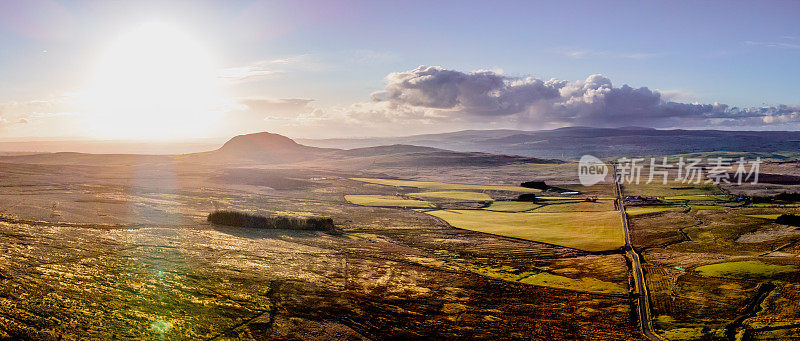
[408,191,493,201]
[345,195,432,208]
[483,201,539,212]
[351,178,539,192]
[425,210,625,251]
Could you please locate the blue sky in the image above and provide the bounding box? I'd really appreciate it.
[0,0,798,139]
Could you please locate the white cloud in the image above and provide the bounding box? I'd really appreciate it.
[745,40,800,49]
[218,54,326,82]
[349,50,400,64]
[550,47,661,60]
[365,65,800,130]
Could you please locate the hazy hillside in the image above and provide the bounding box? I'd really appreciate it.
[298,127,800,159]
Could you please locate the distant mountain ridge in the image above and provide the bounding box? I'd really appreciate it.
[0,132,557,167]
[297,127,800,159]
[204,132,554,166]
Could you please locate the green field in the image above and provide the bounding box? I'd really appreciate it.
[425,210,624,251]
[745,214,782,220]
[622,181,721,197]
[345,195,432,208]
[626,206,683,216]
[519,272,626,294]
[471,266,625,294]
[535,200,615,213]
[352,178,539,192]
[695,260,796,278]
[624,204,722,215]
[483,201,540,212]
[408,191,493,201]
[690,205,726,210]
[665,194,729,201]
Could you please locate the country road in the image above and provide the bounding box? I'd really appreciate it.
[613,168,662,341]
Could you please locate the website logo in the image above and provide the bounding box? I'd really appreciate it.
[578,155,608,186]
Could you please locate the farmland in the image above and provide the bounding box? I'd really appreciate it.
[625,178,800,339]
[0,147,798,340]
[0,158,646,340]
[348,177,624,251]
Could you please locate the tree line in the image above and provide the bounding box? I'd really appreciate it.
[207,210,337,232]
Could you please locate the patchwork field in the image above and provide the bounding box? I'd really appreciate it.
[624,177,800,339]
[1,153,798,340]
[0,161,648,340]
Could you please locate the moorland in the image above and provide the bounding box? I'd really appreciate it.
[0,131,797,340]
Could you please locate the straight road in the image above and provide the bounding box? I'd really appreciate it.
[613,169,662,341]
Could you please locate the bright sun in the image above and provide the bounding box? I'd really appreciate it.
[82,22,227,139]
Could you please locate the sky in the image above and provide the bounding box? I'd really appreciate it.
[0,0,798,141]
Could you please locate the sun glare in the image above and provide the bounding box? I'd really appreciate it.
[82,22,226,139]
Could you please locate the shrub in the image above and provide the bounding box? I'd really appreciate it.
[207,210,337,232]
[517,193,537,201]
[776,214,800,226]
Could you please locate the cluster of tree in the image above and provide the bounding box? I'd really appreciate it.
[776,214,800,226]
[776,192,800,202]
[748,192,800,203]
[207,210,337,232]
[520,181,549,190]
[517,193,537,201]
